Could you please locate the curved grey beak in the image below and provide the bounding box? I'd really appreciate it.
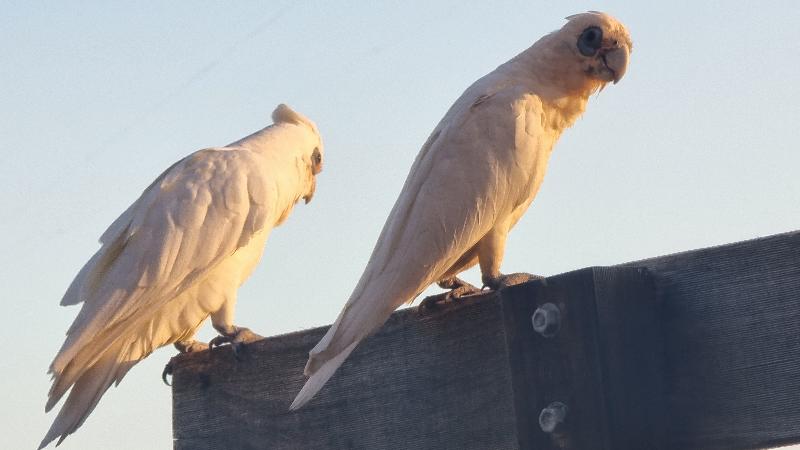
[603,46,629,84]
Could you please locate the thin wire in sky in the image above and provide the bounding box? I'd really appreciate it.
[2,3,302,253]
[94,1,300,154]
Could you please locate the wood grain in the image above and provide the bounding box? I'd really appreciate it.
[172,230,800,450]
[623,230,800,450]
[172,294,520,450]
[501,267,663,450]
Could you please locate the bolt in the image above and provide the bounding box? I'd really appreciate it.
[531,303,560,337]
[539,401,568,433]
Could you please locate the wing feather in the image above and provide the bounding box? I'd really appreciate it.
[50,148,269,376]
[293,81,544,408]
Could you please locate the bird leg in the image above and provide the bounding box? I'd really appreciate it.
[477,226,544,291]
[418,277,481,314]
[481,272,544,291]
[162,339,209,386]
[208,325,264,360]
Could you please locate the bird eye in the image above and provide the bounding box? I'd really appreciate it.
[577,26,603,56]
[310,148,322,174]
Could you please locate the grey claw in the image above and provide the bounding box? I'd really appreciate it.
[208,327,263,360]
[208,335,230,352]
[418,283,481,315]
[418,292,449,314]
[162,360,174,386]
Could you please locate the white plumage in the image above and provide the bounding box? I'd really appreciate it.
[291,11,632,410]
[41,104,323,448]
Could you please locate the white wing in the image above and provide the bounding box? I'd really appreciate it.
[292,79,550,408]
[41,146,271,448]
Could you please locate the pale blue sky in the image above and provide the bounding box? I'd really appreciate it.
[3,2,799,449]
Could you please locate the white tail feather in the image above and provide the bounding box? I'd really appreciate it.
[289,341,358,410]
[39,344,132,449]
[290,270,426,409]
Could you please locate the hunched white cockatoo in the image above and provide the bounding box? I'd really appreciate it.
[291,11,631,410]
[40,104,323,448]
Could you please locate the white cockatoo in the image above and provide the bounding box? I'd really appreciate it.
[291,11,631,410]
[41,104,323,448]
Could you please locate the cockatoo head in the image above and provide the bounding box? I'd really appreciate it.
[548,11,632,93]
[271,104,324,204]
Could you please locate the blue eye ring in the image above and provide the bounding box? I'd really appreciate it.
[578,26,603,56]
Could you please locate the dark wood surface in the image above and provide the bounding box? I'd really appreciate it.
[590,267,666,449]
[501,267,663,450]
[623,230,800,450]
[172,230,800,450]
[172,293,521,450]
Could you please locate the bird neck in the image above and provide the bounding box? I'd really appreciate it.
[229,125,310,167]
[227,125,314,223]
[502,33,602,131]
[227,125,283,152]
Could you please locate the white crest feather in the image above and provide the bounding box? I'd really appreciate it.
[565,11,605,21]
[272,103,317,132]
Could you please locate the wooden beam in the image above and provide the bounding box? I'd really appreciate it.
[171,230,800,450]
[172,267,661,449]
[624,230,800,450]
[171,292,520,449]
[501,267,664,449]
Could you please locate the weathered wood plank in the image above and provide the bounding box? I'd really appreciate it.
[502,269,608,450]
[172,267,661,450]
[172,293,521,450]
[591,267,666,449]
[172,229,800,450]
[501,267,663,450]
[623,230,800,450]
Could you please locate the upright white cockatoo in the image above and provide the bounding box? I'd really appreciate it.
[291,11,631,410]
[41,104,323,448]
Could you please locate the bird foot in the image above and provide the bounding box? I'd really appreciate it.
[162,340,209,386]
[418,278,481,315]
[208,327,264,360]
[482,272,544,291]
[174,340,210,354]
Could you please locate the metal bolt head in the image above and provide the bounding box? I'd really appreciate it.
[532,303,561,337]
[539,401,568,433]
